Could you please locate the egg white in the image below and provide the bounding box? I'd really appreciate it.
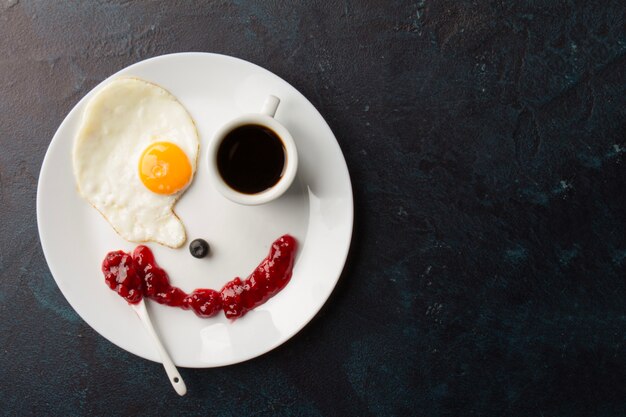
[73,77,199,248]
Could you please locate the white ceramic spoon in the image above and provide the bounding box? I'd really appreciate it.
[132,300,187,396]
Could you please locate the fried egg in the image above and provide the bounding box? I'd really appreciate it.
[73,77,199,248]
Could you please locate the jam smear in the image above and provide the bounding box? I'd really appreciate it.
[101,235,297,320]
[102,251,143,304]
[221,235,297,318]
[185,289,223,318]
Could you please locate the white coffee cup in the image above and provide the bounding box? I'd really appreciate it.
[207,95,298,205]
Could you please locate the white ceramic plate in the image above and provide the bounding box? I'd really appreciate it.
[37,53,353,368]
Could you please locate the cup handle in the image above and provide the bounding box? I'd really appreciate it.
[261,95,280,118]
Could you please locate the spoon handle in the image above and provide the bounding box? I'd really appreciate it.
[132,300,187,396]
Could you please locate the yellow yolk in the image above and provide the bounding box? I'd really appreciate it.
[139,142,192,195]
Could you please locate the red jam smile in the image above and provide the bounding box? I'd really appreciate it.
[101,235,297,319]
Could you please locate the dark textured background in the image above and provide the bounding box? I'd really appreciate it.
[1,1,625,416]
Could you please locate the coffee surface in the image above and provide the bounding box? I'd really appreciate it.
[217,124,286,194]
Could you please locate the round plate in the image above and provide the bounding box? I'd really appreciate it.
[37,53,353,368]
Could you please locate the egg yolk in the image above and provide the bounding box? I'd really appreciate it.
[139,142,192,195]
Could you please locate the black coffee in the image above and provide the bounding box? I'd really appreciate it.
[217,124,286,194]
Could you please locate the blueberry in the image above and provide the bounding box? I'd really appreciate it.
[189,239,210,258]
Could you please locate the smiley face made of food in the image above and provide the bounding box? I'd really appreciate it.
[73,77,297,320]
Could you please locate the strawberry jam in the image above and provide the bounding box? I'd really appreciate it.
[102,251,143,304]
[185,289,223,318]
[101,235,297,320]
[221,235,297,318]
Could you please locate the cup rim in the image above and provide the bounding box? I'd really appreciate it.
[207,113,298,205]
